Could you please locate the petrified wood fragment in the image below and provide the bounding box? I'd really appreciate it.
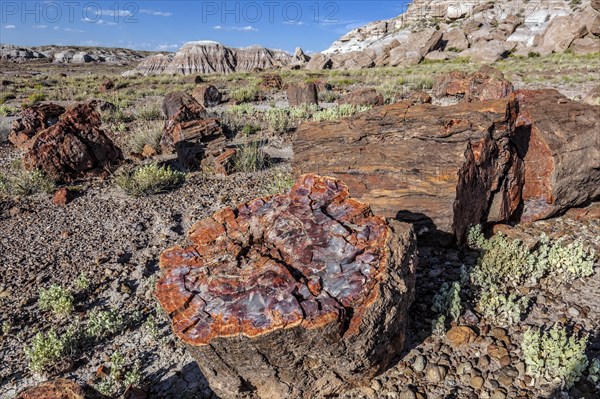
[337,88,384,107]
[9,103,66,150]
[293,98,522,242]
[16,378,84,399]
[287,82,318,107]
[192,84,222,107]
[161,92,207,119]
[434,66,514,102]
[155,174,417,399]
[512,89,600,222]
[23,102,123,182]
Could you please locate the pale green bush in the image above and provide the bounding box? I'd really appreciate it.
[25,327,76,374]
[232,142,269,173]
[432,282,461,323]
[312,104,371,122]
[39,285,74,315]
[116,163,185,196]
[477,285,528,327]
[522,325,588,389]
[86,308,125,340]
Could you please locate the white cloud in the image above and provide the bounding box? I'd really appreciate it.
[82,17,117,26]
[64,27,84,33]
[92,9,132,17]
[156,43,179,51]
[213,25,258,32]
[33,25,48,29]
[283,20,304,25]
[140,9,172,17]
[4,25,16,29]
[54,26,60,30]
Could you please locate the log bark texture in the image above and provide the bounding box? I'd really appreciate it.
[293,98,522,241]
[155,174,417,399]
[287,82,318,107]
[9,103,66,150]
[512,89,600,221]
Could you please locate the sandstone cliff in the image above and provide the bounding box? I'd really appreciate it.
[314,0,600,69]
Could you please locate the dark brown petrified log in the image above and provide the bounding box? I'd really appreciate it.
[192,84,222,107]
[293,98,522,242]
[512,89,600,222]
[155,174,417,399]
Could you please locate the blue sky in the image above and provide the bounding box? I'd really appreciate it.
[0,1,412,53]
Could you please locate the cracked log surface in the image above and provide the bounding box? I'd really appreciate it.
[155,174,417,399]
[293,97,522,242]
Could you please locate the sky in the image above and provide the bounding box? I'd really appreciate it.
[0,1,412,53]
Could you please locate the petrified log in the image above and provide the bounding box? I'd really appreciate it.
[155,174,417,399]
[23,102,123,182]
[287,82,318,107]
[259,74,283,90]
[162,92,207,119]
[293,98,522,242]
[16,378,84,399]
[337,88,384,107]
[512,89,600,222]
[162,118,225,168]
[9,103,66,150]
[98,79,114,93]
[192,84,222,107]
[434,66,514,102]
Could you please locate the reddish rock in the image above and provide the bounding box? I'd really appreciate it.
[259,74,284,90]
[565,203,600,221]
[191,84,222,107]
[52,188,76,206]
[434,66,514,102]
[403,90,433,104]
[337,88,384,107]
[98,79,115,92]
[446,326,477,347]
[200,147,236,175]
[23,102,123,182]
[287,82,318,107]
[162,118,225,168]
[141,144,158,158]
[9,103,66,150]
[512,89,600,222]
[294,98,521,242]
[16,378,85,399]
[155,174,417,399]
[161,92,207,119]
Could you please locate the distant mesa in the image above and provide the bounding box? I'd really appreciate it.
[124,41,297,76]
[0,43,150,64]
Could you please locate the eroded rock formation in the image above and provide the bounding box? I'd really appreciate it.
[23,102,122,182]
[155,174,417,399]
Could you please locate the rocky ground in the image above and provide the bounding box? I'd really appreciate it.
[0,52,599,399]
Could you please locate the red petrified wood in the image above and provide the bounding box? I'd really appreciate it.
[155,174,417,399]
[9,103,66,150]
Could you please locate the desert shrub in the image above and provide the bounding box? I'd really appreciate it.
[230,86,259,103]
[318,90,340,103]
[0,104,17,116]
[0,169,55,196]
[522,325,588,389]
[25,327,76,374]
[129,121,163,153]
[312,104,371,122]
[241,124,260,136]
[115,163,185,196]
[265,170,295,195]
[588,358,600,386]
[85,308,125,340]
[26,91,46,105]
[0,92,16,104]
[135,102,164,121]
[528,51,541,58]
[95,351,142,396]
[39,285,74,315]
[477,285,528,327]
[0,119,10,142]
[74,273,91,291]
[232,142,269,173]
[468,226,596,289]
[431,282,461,323]
[264,108,292,133]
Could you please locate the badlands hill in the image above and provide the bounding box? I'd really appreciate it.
[308,0,600,68]
[0,44,154,64]
[125,41,300,76]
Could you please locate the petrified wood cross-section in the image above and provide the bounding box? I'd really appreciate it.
[155,174,417,399]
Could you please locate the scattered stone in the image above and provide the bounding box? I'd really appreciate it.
[23,102,123,182]
[403,90,432,104]
[52,188,76,206]
[470,375,485,390]
[413,355,427,373]
[337,88,384,107]
[141,144,158,158]
[191,84,222,107]
[446,326,477,347]
[155,174,417,399]
[287,82,318,107]
[425,364,447,383]
[487,344,509,361]
[399,388,417,399]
